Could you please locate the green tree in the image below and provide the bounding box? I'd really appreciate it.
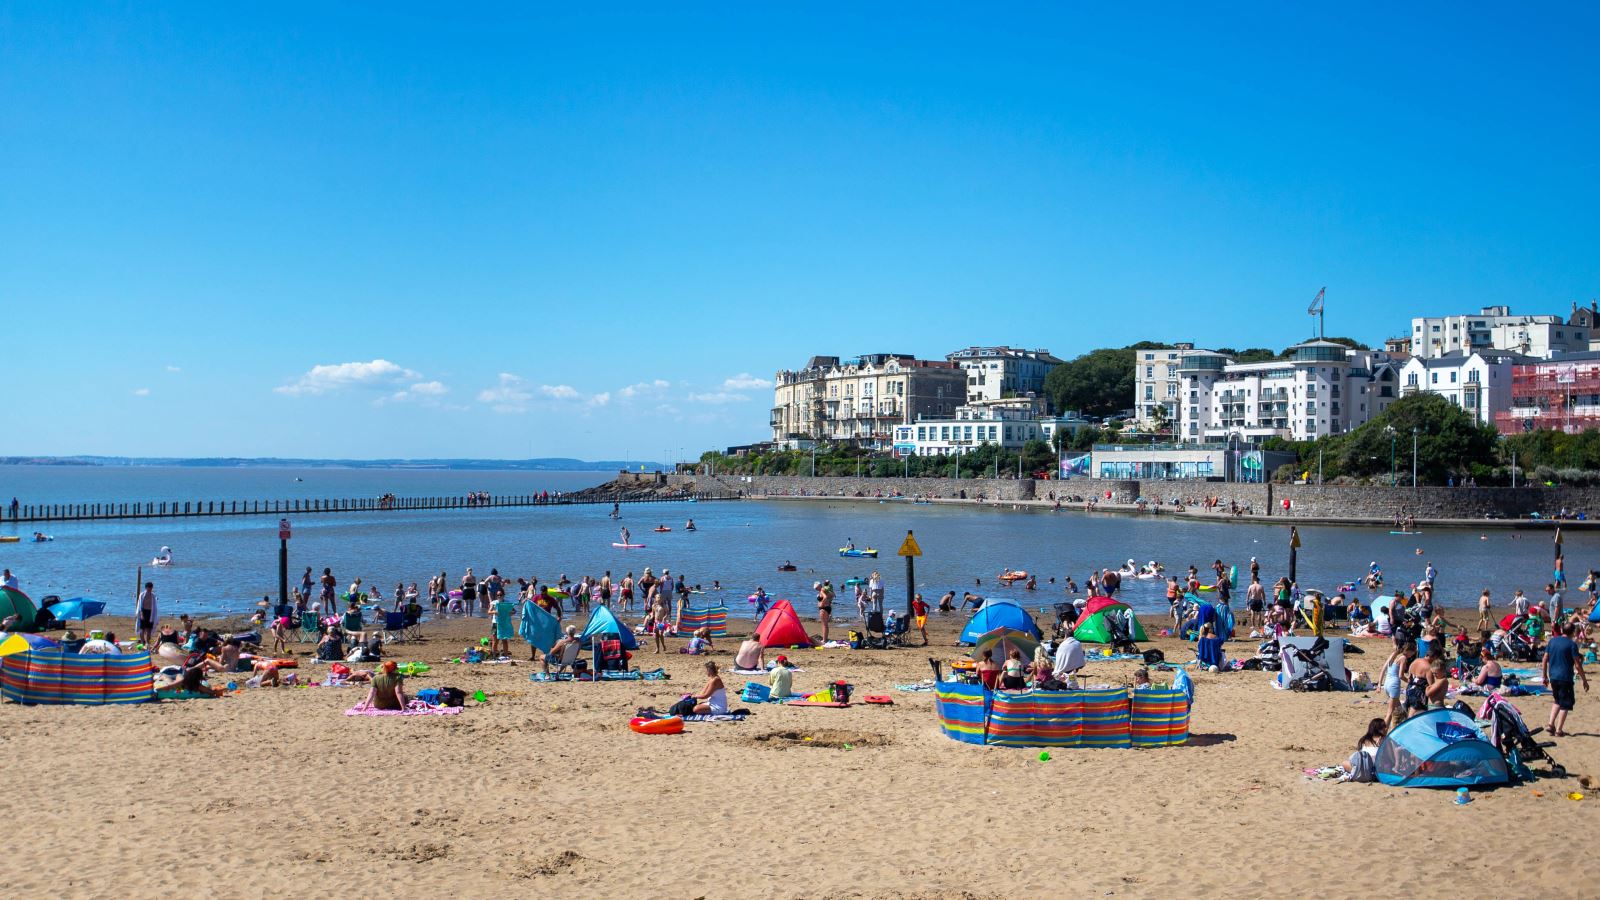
[1328,393,1499,484]
[1044,348,1136,417]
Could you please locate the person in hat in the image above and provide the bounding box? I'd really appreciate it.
[769,654,795,699]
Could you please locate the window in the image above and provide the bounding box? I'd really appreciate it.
[1167,383,1177,397]
[940,426,950,440]
[917,427,926,440]
[1145,385,1154,399]
[1145,366,1154,378]
[1450,372,1457,383]
[1406,373,1418,386]
[1431,373,1438,384]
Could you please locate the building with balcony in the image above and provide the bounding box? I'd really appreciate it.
[1497,353,1600,434]
[1410,306,1587,360]
[770,354,966,448]
[1397,350,1519,427]
[944,346,1063,409]
[890,405,1093,457]
[1176,341,1402,444]
[1133,343,1191,429]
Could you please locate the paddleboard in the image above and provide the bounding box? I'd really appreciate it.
[612,542,647,549]
[1388,531,1422,535]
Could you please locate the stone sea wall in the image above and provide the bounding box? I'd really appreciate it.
[620,471,1600,522]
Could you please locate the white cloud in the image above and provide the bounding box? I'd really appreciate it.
[165,365,182,373]
[588,391,611,407]
[687,391,749,405]
[132,387,150,397]
[723,373,772,390]
[477,373,534,413]
[618,379,671,399]
[540,384,581,400]
[385,381,449,405]
[276,359,420,396]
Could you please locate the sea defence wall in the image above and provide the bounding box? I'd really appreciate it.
[630,471,1600,523]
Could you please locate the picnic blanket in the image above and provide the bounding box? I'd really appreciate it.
[895,681,938,692]
[528,667,670,683]
[680,712,749,722]
[345,701,462,717]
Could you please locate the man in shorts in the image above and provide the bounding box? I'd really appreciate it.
[1543,621,1588,738]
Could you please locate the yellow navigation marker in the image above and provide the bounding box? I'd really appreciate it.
[898,530,922,557]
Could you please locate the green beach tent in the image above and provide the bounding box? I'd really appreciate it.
[1073,597,1148,644]
[0,586,39,632]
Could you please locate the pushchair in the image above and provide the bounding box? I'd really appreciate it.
[1477,692,1566,779]
[1105,608,1140,655]
[1487,618,1542,663]
[1282,637,1335,692]
[1052,603,1080,640]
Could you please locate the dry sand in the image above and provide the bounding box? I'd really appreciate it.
[1,607,1596,899]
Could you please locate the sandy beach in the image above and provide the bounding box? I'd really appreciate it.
[1,604,1595,900]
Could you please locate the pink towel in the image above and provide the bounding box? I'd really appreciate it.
[345,702,461,717]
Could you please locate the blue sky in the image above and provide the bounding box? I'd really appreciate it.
[3,3,1596,459]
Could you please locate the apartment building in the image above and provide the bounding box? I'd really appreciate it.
[1410,306,1587,360]
[1133,343,1191,427]
[1397,350,1519,427]
[769,354,966,447]
[1176,341,1401,444]
[944,346,1062,409]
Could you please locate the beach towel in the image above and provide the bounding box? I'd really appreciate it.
[679,712,749,722]
[520,599,560,654]
[786,700,849,708]
[345,701,462,717]
[528,668,669,683]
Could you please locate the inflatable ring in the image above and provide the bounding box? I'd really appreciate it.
[629,716,684,735]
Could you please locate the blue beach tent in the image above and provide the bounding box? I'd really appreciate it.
[958,599,1041,645]
[580,605,637,650]
[1374,709,1509,788]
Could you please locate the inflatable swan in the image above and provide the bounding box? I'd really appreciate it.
[152,546,174,566]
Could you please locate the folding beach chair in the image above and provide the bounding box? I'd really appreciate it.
[381,611,407,644]
[548,641,582,677]
[298,611,321,643]
[403,607,424,641]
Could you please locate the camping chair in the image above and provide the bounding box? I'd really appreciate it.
[864,610,887,649]
[381,611,407,644]
[548,641,582,677]
[403,606,424,641]
[887,613,912,647]
[298,611,321,643]
[596,637,628,673]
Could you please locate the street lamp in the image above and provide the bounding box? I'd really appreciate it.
[811,445,817,477]
[1411,427,1419,488]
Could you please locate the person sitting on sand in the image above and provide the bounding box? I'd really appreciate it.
[316,626,346,662]
[938,591,956,613]
[1000,649,1027,691]
[219,638,252,672]
[1053,633,1086,684]
[1132,666,1152,690]
[1028,645,1053,686]
[691,660,727,714]
[769,655,795,698]
[682,626,714,656]
[355,660,407,711]
[734,634,764,670]
[976,649,1001,690]
[1338,718,1389,782]
[79,631,121,655]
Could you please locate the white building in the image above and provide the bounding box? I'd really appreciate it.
[1176,341,1402,444]
[1410,306,1587,360]
[1397,350,1519,427]
[891,405,1091,457]
[945,346,1063,409]
[1133,343,1191,428]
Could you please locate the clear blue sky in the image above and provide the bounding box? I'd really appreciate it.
[4,3,1596,459]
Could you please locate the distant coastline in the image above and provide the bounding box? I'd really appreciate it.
[0,456,660,472]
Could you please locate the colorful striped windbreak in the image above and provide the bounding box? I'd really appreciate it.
[1,650,155,705]
[674,605,728,637]
[935,682,1188,749]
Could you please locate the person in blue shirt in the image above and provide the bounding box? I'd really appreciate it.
[1542,621,1589,738]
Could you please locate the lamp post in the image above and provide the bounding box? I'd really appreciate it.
[1386,425,1397,487]
[810,445,817,477]
[1411,427,1419,488]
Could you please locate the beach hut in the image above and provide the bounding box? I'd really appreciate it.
[1072,598,1148,644]
[580,605,637,650]
[754,600,813,648]
[0,587,39,632]
[958,599,1041,645]
[0,649,155,705]
[1375,708,1509,788]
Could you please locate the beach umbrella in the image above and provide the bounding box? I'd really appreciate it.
[0,633,60,657]
[968,627,1040,663]
[49,598,107,624]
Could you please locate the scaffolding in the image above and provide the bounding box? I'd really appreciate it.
[1496,363,1600,434]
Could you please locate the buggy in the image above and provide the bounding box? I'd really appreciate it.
[1477,692,1566,779]
[1282,636,1335,692]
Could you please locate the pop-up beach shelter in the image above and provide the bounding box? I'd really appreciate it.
[1073,597,1149,644]
[1375,708,1509,788]
[755,600,813,648]
[958,599,1041,645]
[580,605,637,650]
[0,587,39,632]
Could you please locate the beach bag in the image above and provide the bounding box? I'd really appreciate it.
[668,696,697,716]
[439,687,467,708]
[1142,648,1165,665]
[416,688,442,705]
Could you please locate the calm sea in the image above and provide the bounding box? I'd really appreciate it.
[0,466,1586,620]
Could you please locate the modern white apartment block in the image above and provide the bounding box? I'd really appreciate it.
[1133,343,1191,427]
[890,404,1093,457]
[1176,341,1402,443]
[1397,350,1519,426]
[944,346,1063,408]
[1410,306,1587,360]
[770,354,966,447]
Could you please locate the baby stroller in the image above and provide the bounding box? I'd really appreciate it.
[1105,608,1140,655]
[1477,692,1566,779]
[1282,637,1335,692]
[1052,602,1080,639]
[1487,618,1542,663]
